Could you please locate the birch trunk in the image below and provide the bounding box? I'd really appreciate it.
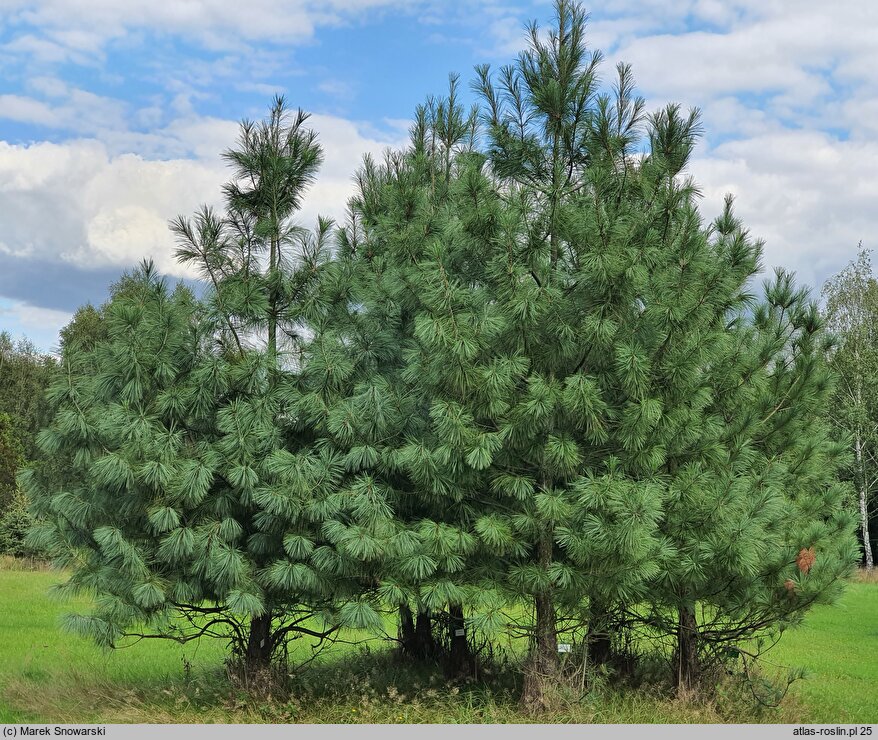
[855,431,874,569]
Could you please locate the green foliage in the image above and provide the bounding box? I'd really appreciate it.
[19,0,856,700]
[0,490,34,557]
[0,413,25,512]
[822,245,878,567]
[0,334,55,472]
[59,304,105,362]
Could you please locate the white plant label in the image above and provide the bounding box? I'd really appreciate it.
[454,629,466,637]
[557,643,572,653]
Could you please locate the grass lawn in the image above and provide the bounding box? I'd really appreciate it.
[1,561,876,724]
[0,566,227,723]
[771,577,878,723]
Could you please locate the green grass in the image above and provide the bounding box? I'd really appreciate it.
[770,579,878,723]
[0,566,226,722]
[1,562,876,723]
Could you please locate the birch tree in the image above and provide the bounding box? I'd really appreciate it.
[823,245,878,569]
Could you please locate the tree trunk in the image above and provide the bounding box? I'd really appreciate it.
[675,604,699,693]
[587,598,612,667]
[399,603,439,660]
[855,431,874,569]
[399,602,415,651]
[447,603,474,678]
[521,529,558,711]
[245,612,274,671]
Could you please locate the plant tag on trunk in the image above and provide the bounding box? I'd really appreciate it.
[557,643,571,653]
[454,629,466,637]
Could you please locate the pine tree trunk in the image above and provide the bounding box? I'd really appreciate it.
[587,598,612,667]
[447,603,474,678]
[399,603,439,660]
[414,606,437,657]
[521,529,559,711]
[855,431,874,569]
[245,612,274,671]
[675,604,699,693]
[399,603,416,652]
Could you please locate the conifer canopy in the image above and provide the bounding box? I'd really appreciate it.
[24,0,857,697]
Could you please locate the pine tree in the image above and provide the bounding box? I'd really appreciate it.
[337,0,857,703]
[23,100,380,673]
[308,80,486,671]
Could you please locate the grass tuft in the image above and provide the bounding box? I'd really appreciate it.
[0,555,51,572]
[854,567,878,584]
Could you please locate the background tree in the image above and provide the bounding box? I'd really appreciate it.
[822,245,878,569]
[0,332,55,465]
[0,334,54,554]
[0,412,24,512]
[59,304,106,362]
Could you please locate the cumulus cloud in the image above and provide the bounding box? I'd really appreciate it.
[692,131,878,290]
[0,111,402,292]
[0,139,219,276]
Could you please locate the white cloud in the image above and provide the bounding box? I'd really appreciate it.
[0,0,416,54]
[604,2,878,109]
[1,33,95,65]
[0,302,72,333]
[0,111,403,279]
[0,300,72,352]
[692,130,878,290]
[0,94,58,126]
[0,87,127,134]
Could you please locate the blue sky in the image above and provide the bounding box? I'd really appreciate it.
[1,0,877,351]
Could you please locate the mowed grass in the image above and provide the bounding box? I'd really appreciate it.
[770,575,878,723]
[0,565,227,722]
[1,560,876,724]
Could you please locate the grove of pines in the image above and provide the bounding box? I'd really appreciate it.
[21,0,858,712]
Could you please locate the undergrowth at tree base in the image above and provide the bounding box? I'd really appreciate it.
[2,645,806,724]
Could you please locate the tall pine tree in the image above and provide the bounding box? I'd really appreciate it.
[333,0,857,703]
[24,100,382,673]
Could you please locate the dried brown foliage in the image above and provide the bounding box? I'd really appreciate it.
[796,547,816,575]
